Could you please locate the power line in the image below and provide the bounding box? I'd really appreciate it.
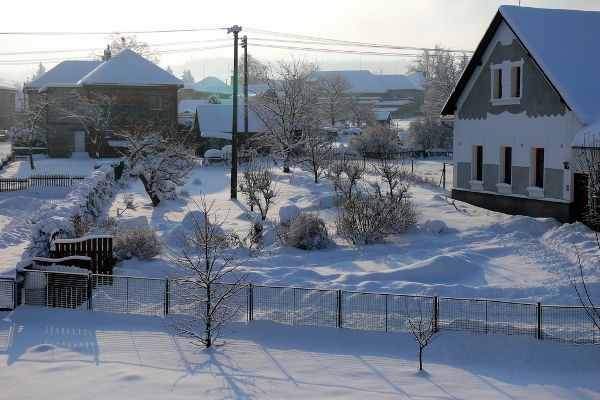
[251,43,423,57]
[0,27,227,36]
[246,27,474,54]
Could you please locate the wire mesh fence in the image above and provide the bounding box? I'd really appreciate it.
[12,269,600,344]
[0,277,15,310]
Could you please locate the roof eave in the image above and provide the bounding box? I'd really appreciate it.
[441,10,504,116]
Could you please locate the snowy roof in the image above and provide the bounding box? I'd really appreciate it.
[179,99,208,113]
[25,61,102,89]
[376,111,391,121]
[79,49,183,87]
[193,77,231,94]
[499,6,600,126]
[377,74,423,91]
[443,6,600,127]
[374,99,413,107]
[407,71,425,88]
[315,70,424,94]
[196,104,262,137]
[0,80,18,91]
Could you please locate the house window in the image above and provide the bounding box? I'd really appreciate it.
[533,147,544,188]
[511,66,521,98]
[492,68,502,99]
[473,145,483,181]
[500,146,512,184]
[148,95,163,110]
[490,60,523,104]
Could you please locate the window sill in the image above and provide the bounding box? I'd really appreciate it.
[490,97,521,106]
[526,186,544,199]
[495,183,512,194]
[469,180,484,192]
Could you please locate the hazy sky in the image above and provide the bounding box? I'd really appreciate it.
[1,0,599,83]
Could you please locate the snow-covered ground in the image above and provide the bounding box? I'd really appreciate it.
[1,306,599,399]
[101,158,598,306]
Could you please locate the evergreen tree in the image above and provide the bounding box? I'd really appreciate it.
[166,65,174,75]
[33,63,46,80]
[181,69,195,84]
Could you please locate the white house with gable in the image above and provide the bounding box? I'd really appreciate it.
[442,6,600,223]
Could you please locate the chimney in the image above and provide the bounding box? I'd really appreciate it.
[103,45,112,61]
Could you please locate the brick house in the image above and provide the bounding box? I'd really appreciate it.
[0,81,17,130]
[25,48,183,157]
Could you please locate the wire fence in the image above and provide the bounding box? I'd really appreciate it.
[0,174,84,192]
[9,269,600,344]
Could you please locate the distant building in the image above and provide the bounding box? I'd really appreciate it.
[178,76,232,102]
[442,6,600,223]
[315,70,425,119]
[0,81,18,130]
[25,48,183,157]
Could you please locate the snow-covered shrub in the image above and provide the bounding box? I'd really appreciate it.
[192,178,202,185]
[336,194,418,245]
[113,222,162,260]
[348,125,399,160]
[28,165,116,256]
[239,162,277,220]
[278,203,301,224]
[244,218,264,252]
[279,213,332,250]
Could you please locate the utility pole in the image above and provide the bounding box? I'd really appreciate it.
[228,25,241,199]
[242,35,249,144]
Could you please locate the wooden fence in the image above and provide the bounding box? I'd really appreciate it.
[50,235,115,275]
[0,174,84,192]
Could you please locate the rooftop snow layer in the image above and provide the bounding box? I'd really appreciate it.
[500,6,600,126]
[315,70,424,94]
[79,49,183,87]
[193,76,231,94]
[26,61,102,89]
[0,80,18,91]
[196,104,262,136]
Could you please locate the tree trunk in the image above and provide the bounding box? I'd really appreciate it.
[419,345,423,370]
[29,149,35,170]
[138,174,161,206]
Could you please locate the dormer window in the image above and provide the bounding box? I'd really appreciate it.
[490,59,523,105]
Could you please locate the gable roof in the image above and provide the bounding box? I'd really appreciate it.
[26,61,102,89]
[0,80,18,91]
[316,70,388,94]
[196,104,262,139]
[25,49,182,90]
[377,74,423,91]
[442,6,600,126]
[80,49,182,87]
[193,77,231,94]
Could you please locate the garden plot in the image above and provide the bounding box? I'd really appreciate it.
[105,159,598,306]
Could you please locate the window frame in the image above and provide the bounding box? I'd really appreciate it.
[473,145,483,182]
[148,95,164,111]
[499,146,512,185]
[490,59,524,106]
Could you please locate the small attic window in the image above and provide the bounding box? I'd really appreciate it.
[490,59,523,105]
[149,95,163,110]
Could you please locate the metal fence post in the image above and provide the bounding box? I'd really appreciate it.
[537,301,542,340]
[248,283,253,321]
[293,287,297,325]
[411,159,414,174]
[164,279,169,316]
[485,300,488,334]
[87,274,93,310]
[442,163,446,189]
[13,278,17,309]
[385,294,389,332]
[337,290,342,328]
[433,296,439,332]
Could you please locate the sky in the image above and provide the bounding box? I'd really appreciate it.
[1,0,599,84]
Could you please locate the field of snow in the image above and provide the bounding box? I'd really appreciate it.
[1,306,599,399]
[99,158,598,306]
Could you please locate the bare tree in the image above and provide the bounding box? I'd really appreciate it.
[238,53,267,86]
[408,117,451,154]
[299,129,335,184]
[347,96,376,127]
[317,74,352,126]
[13,92,52,169]
[568,239,600,335]
[403,297,439,371]
[120,124,196,206]
[370,159,410,200]
[108,34,159,63]
[326,159,365,202]
[250,59,320,173]
[59,91,114,158]
[169,197,248,348]
[574,144,600,228]
[239,162,277,220]
[349,125,399,161]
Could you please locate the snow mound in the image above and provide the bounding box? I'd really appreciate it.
[204,149,223,159]
[541,222,600,273]
[117,216,148,230]
[279,203,301,224]
[335,254,483,285]
[490,215,558,238]
[314,195,335,209]
[169,211,223,245]
[421,219,449,234]
[430,194,447,202]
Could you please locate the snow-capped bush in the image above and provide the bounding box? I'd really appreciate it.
[336,194,419,245]
[279,213,333,250]
[278,203,301,224]
[28,165,116,257]
[114,222,162,261]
